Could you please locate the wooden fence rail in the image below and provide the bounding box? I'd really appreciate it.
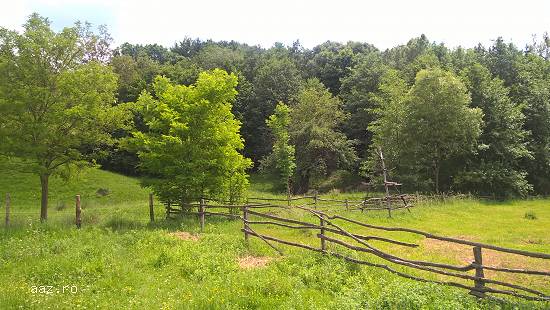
[247,194,415,215]
[242,204,550,302]
[4,193,548,302]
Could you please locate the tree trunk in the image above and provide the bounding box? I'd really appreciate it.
[40,173,49,222]
[434,163,440,194]
[286,177,291,199]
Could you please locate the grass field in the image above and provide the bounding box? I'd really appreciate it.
[0,163,549,309]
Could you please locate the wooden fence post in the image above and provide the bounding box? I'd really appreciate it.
[166,201,171,219]
[5,193,10,227]
[243,205,249,243]
[345,199,349,211]
[471,246,486,297]
[75,195,81,229]
[199,198,205,232]
[378,147,393,218]
[320,215,326,252]
[314,190,318,209]
[149,193,154,223]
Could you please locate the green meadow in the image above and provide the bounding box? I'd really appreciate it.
[0,164,549,309]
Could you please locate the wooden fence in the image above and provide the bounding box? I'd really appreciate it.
[240,204,550,302]
[159,197,550,302]
[247,193,414,216]
[4,193,549,302]
[162,193,414,231]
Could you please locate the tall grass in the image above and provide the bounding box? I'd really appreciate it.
[0,164,549,309]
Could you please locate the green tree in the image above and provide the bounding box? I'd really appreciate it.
[291,79,357,192]
[262,102,296,195]
[126,69,252,203]
[340,51,388,156]
[242,54,302,164]
[306,41,376,95]
[371,69,483,192]
[513,53,550,193]
[456,63,531,196]
[0,14,124,221]
[367,69,409,182]
[481,37,521,87]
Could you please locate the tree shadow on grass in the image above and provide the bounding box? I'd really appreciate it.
[103,217,147,231]
[102,212,240,233]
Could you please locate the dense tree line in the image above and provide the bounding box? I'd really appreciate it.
[3,15,550,205]
[104,34,550,197]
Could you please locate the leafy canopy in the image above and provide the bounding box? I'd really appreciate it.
[456,63,531,196]
[370,68,483,192]
[291,79,357,192]
[262,102,296,192]
[0,14,124,219]
[127,69,252,203]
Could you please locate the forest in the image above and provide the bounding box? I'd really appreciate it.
[106,30,550,198]
[2,14,550,216]
[1,13,550,309]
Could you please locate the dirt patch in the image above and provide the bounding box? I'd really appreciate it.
[422,236,550,272]
[169,231,200,241]
[422,236,502,266]
[238,255,274,269]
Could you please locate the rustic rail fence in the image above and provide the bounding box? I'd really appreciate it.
[247,194,415,215]
[161,192,415,231]
[3,192,549,303]
[1,193,155,229]
[241,204,550,302]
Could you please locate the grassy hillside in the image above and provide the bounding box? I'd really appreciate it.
[0,159,150,210]
[0,163,549,309]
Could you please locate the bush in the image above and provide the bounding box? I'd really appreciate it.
[318,170,363,192]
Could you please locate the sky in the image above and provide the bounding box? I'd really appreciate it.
[1,0,550,50]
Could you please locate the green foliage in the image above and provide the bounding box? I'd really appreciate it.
[339,51,388,155]
[455,63,531,197]
[306,41,377,94]
[100,34,550,196]
[291,79,357,192]
[0,14,126,219]
[126,69,252,203]
[262,102,296,193]
[371,69,483,192]
[5,15,545,197]
[241,53,302,163]
[367,69,411,183]
[193,44,245,73]
[513,54,550,194]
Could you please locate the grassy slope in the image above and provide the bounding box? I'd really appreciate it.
[0,159,150,210]
[0,165,548,309]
